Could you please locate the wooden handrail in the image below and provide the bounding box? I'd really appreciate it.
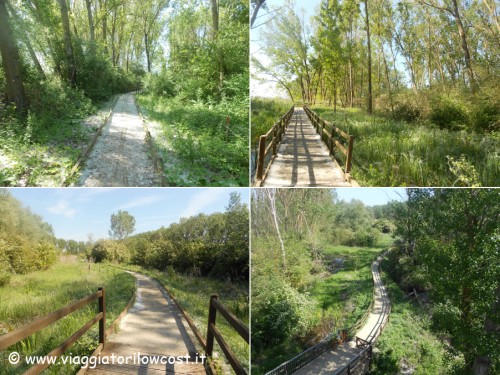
[0,288,106,375]
[206,294,248,375]
[303,106,355,174]
[254,105,294,183]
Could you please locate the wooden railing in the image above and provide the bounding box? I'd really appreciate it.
[206,294,249,375]
[0,288,106,375]
[254,106,294,184]
[303,106,354,177]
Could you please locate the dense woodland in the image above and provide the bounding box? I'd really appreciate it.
[0,190,58,285]
[251,188,500,374]
[0,0,249,186]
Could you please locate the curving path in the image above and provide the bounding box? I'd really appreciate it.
[293,254,390,374]
[85,272,206,374]
[262,108,353,187]
[78,93,160,187]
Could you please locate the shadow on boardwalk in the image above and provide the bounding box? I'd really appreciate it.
[262,108,352,187]
[85,272,206,374]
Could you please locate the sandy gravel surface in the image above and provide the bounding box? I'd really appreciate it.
[78,93,159,186]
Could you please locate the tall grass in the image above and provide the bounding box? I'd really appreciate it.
[124,265,249,374]
[136,94,249,186]
[312,106,499,186]
[251,98,293,147]
[0,262,135,375]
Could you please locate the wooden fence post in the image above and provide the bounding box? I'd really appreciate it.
[345,135,354,173]
[256,135,266,181]
[206,294,218,358]
[98,287,106,346]
[272,126,277,155]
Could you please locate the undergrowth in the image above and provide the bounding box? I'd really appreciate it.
[0,262,135,374]
[312,106,499,186]
[137,94,249,186]
[371,256,464,374]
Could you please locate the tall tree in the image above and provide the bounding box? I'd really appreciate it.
[363,0,373,113]
[109,210,136,240]
[58,0,77,84]
[0,0,28,113]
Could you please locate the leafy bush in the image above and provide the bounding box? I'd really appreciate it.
[392,102,421,123]
[430,97,469,130]
[143,70,176,98]
[252,277,314,348]
[470,99,499,132]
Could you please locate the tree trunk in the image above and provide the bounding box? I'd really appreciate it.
[85,0,95,42]
[210,0,224,94]
[144,32,151,73]
[58,0,76,85]
[451,0,476,92]
[100,0,108,55]
[0,0,27,113]
[250,0,265,28]
[364,0,373,114]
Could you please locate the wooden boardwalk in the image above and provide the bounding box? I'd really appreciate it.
[262,108,354,187]
[85,273,206,374]
[293,254,390,375]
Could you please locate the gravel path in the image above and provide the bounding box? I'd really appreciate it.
[78,93,159,187]
[85,272,206,374]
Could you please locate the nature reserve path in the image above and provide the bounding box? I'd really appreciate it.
[262,108,353,187]
[78,93,159,186]
[293,254,390,374]
[85,272,206,374]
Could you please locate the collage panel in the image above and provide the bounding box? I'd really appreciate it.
[251,0,499,187]
[0,188,249,374]
[251,188,500,375]
[0,0,249,188]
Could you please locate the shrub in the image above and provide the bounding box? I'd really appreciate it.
[393,102,421,123]
[430,97,469,130]
[143,70,176,98]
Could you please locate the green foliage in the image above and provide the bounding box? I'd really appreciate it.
[392,102,421,123]
[252,277,315,347]
[109,210,136,240]
[250,97,292,146]
[136,93,248,186]
[312,106,500,186]
[430,96,469,130]
[0,263,135,374]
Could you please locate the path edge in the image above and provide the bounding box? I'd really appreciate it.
[61,95,119,187]
[75,275,137,375]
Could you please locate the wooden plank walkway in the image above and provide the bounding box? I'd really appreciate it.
[262,108,353,187]
[85,273,206,374]
[293,254,390,375]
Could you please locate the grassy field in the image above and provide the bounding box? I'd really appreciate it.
[371,256,464,374]
[136,94,249,186]
[0,261,135,375]
[125,265,249,374]
[312,106,499,186]
[252,236,390,374]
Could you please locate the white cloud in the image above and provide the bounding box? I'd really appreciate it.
[118,195,164,210]
[180,189,228,218]
[47,200,77,218]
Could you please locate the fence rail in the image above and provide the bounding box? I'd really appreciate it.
[206,294,249,375]
[0,288,106,375]
[303,106,354,177]
[254,106,294,184]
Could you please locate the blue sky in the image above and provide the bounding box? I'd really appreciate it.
[335,188,406,206]
[8,188,250,241]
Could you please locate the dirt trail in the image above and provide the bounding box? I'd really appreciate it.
[85,272,206,374]
[262,108,352,187]
[293,254,390,374]
[78,93,159,187]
